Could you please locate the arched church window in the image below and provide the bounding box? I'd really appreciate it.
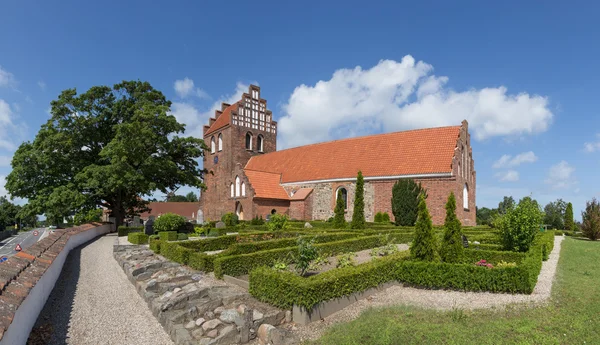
[241,182,246,197]
[463,184,469,210]
[218,134,223,151]
[257,135,264,152]
[230,183,234,198]
[235,176,241,197]
[245,132,253,150]
[336,187,348,209]
[211,136,216,154]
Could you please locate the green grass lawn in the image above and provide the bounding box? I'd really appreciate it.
[312,238,600,345]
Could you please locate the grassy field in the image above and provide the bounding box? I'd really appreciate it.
[312,237,599,345]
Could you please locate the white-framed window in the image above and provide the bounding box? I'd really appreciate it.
[230,183,234,198]
[211,136,216,154]
[218,134,223,151]
[241,182,246,196]
[235,176,241,197]
[245,132,253,150]
[257,135,264,152]
[335,187,348,209]
[463,184,469,210]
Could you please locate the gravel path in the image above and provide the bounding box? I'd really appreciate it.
[294,235,565,341]
[30,234,173,345]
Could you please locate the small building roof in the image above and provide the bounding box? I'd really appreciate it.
[244,170,290,200]
[290,188,313,201]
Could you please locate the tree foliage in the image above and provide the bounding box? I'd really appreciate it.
[476,206,497,226]
[498,196,515,215]
[351,171,366,229]
[497,196,544,252]
[333,189,346,229]
[6,81,206,227]
[440,192,464,263]
[544,199,567,230]
[581,198,600,240]
[73,208,102,225]
[154,212,187,233]
[0,197,20,231]
[410,194,439,261]
[391,179,427,226]
[564,202,574,231]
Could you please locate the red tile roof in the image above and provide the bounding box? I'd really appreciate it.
[204,103,238,136]
[290,188,313,200]
[244,170,290,200]
[245,125,460,184]
[140,202,201,220]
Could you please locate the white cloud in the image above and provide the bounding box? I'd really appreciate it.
[584,134,600,152]
[278,55,553,148]
[38,81,46,91]
[174,77,209,99]
[492,151,538,169]
[545,161,576,189]
[0,66,15,88]
[170,82,249,138]
[495,170,519,182]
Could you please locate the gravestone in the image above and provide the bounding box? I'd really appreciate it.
[132,216,142,227]
[145,216,155,235]
[215,221,226,229]
[461,234,469,248]
[196,209,204,224]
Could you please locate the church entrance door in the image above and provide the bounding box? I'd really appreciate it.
[236,202,244,220]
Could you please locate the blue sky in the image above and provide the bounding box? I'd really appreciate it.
[0,1,599,219]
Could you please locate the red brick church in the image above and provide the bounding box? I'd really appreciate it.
[199,85,476,226]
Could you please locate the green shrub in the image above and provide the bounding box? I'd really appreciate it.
[564,202,574,231]
[154,213,186,233]
[250,216,265,226]
[350,171,366,229]
[382,212,391,223]
[410,194,439,261]
[391,179,427,226]
[267,214,289,231]
[498,197,544,252]
[149,238,162,253]
[188,252,215,271]
[440,192,464,263]
[295,238,318,276]
[333,189,346,229]
[374,212,384,223]
[554,230,564,236]
[158,231,178,241]
[221,212,239,227]
[581,198,600,240]
[336,252,355,268]
[160,241,193,264]
[177,233,189,241]
[117,226,143,237]
[128,232,149,244]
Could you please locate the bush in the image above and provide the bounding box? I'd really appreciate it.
[128,232,149,244]
[250,215,265,226]
[582,198,600,240]
[221,212,239,227]
[382,212,391,223]
[333,189,346,229]
[498,197,544,252]
[410,194,439,261]
[154,213,186,233]
[158,231,178,241]
[117,226,143,237]
[391,179,427,226]
[267,214,289,231]
[374,212,384,223]
[160,241,193,264]
[149,238,162,253]
[564,202,574,231]
[554,230,564,236]
[177,233,188,241]
[351,171,366,229]
[295,238,318,276]
[440,192,464,263]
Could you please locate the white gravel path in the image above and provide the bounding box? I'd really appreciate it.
[294,235,565,341]
[32,234,173,345]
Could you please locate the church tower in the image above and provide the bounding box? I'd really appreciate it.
[200,85,277,221]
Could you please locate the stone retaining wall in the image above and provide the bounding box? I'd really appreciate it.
[113,244,297,345]
[0,223,111,345]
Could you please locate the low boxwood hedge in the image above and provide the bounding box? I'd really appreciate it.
[118,226,143,237]
[160,241,194,264]
[248,231,556,310]
[149,238,162,253]
[158,231,178,241]
[128,232,149,244]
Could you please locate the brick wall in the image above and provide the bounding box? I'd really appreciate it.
[253,199,290,219]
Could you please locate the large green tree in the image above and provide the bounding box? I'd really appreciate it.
[350,171,366,229]
[544,199,567,230]
[440,192,464,263]
[391,179,427,226]
[0,197,20,230]
[6,81,206,227]
[564,202,574,231]
[498,196,515,215]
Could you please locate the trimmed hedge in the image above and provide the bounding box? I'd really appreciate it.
[249,231,556,310]
[177,233,189,241]
[160,241,194,264]
[149,238,162,253]
[463,248,527,265]
[128,232,149,244]
[118,226,143,237]
[468,243,503,251]
[158,231,178,241]
[213,234,409,278]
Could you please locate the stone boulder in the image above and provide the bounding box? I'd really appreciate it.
[258,324,297,345]
[304,222,313,228]
[215,221,226,229]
